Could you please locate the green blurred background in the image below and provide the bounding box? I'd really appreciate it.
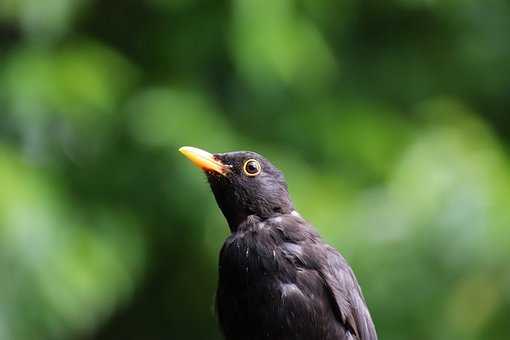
[1,0,510,339]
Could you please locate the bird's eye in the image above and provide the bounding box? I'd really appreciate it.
[243,159,261,176]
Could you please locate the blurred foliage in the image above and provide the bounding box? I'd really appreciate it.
[1,1,510,340]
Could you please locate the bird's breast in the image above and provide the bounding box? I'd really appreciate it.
[219,224,282,281]
[216,219,350,340]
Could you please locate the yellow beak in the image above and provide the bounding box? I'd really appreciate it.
[179,146,229,175]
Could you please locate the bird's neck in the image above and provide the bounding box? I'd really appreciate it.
[228,208,298,233]
[209,184,294,232]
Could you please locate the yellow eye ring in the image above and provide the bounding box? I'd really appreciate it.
[243,159,261,176]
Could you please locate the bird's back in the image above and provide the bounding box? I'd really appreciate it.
[216,213,376,340]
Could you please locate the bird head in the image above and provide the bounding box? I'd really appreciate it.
[180,146,294,231]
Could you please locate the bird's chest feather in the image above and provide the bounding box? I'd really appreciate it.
[219,225,283,284]
[216,224,333,340]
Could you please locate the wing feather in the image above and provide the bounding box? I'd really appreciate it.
[320,245,377,340]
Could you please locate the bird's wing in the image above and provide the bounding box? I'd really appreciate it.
[275,215,377,339]
[319,245,377,340]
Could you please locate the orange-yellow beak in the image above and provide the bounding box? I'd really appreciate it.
[179,146,229,176]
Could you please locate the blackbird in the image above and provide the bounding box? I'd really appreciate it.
[179,146,377,340]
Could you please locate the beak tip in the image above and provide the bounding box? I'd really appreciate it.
[178,146,191,154]
[179,146,202,159]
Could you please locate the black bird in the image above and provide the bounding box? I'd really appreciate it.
[180,146,377,340]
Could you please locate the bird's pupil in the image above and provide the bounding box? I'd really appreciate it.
[247,162,257,173]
